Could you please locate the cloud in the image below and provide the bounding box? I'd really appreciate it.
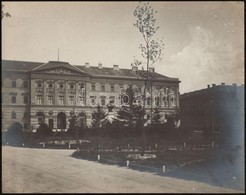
[167,26,244,93]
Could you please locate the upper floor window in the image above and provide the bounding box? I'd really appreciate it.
[12,80,16,88]
[48,96,54,105]
[110,84,115,92]
[48,84,53,88]
[58,96,64,105]
[109,96,115,104]
[90,96,96,106]
[24,96,28,104]
[70,84,74,89]
[146,97,151,106]
[101,84,105,92]
[91,84,96,91]
[37,95,43,104]
[11,96,16,104]
[23,80,28,88]
[155,96,160,107]
[59,84,64,89]
[69,96,74,105]
[12,111,16,119]
[100,96,106,106]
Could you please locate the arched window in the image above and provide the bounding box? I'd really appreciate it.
[12,111,16,119]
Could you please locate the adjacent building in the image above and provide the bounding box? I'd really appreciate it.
[2,59,180,132]
[180,83,244,145]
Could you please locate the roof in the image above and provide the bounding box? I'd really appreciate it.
[180,84,244,100]
[2,59,179,82]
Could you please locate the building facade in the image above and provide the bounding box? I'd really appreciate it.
[2,59,180,132]
[180,83,244,145]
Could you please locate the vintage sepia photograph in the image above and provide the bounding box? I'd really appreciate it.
[2,1,244,193]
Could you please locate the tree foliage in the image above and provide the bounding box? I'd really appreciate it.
[132,2,164,120]
[117,85,145,129]
[91,105,106,128]
[36,122,53,137]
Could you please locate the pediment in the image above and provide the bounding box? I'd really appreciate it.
[31,61,89,76]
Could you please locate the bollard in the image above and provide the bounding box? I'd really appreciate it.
[77,148,80,152]
[155,143,158,149]
[68,144,71,149]
[162,165,166,173]
[7,142,8,145]
[126,160,130,167]
[43,143,45,148]
[97,154,100,161]
[22,143,25,147]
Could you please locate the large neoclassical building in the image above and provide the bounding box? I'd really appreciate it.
[2,59,180,132]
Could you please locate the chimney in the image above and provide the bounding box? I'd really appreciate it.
[212,84,216,87]
[207,84,210,88]
[232,83,237,86]
[132,66,138,71]
[98,63,103,69]
[221,82,225,86]
[149,67,155,73]
[85,62,89,68]
[113,64,119,70]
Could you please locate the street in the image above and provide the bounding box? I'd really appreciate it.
[2,146,243,193]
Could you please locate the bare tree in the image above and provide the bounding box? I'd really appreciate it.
[132,2,164,117]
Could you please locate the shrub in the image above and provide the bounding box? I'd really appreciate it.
[36,122,53,137]
[6,122,23,146]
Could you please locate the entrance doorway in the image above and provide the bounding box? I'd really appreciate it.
[49,119,54,129]
[57,112,66,129]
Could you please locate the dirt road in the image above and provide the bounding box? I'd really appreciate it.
[2,146,243,193]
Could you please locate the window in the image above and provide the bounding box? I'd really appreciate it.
[59,84,64,89]
[59,96,64,105]
[23,80,28,88]
[90,96,96,106]
[69,96,74,105]
[70,84,74,89]
[163,96,168,107]
[48,84,53,88]
[24,96,28,104]
[101,84,105,92]
[100,96,106,106]
[91,84,96,91]
[12,111,16,119]
[37,95,42,104]
[110,84,115,92]
[12,80,16,88]
[37,83,42,88]
[109,96,115,104]
[155,96,160,106]
[11,96,16,104]
[48,96,53,105]
[138,86,142,93]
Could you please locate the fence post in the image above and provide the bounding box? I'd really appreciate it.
[68,143,71,149]
[97,154,100,161]
[43,143,45,148]
[127,160,129,167]
[162,165,166,173]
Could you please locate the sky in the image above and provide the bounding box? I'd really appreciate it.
[2,1,244,93]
